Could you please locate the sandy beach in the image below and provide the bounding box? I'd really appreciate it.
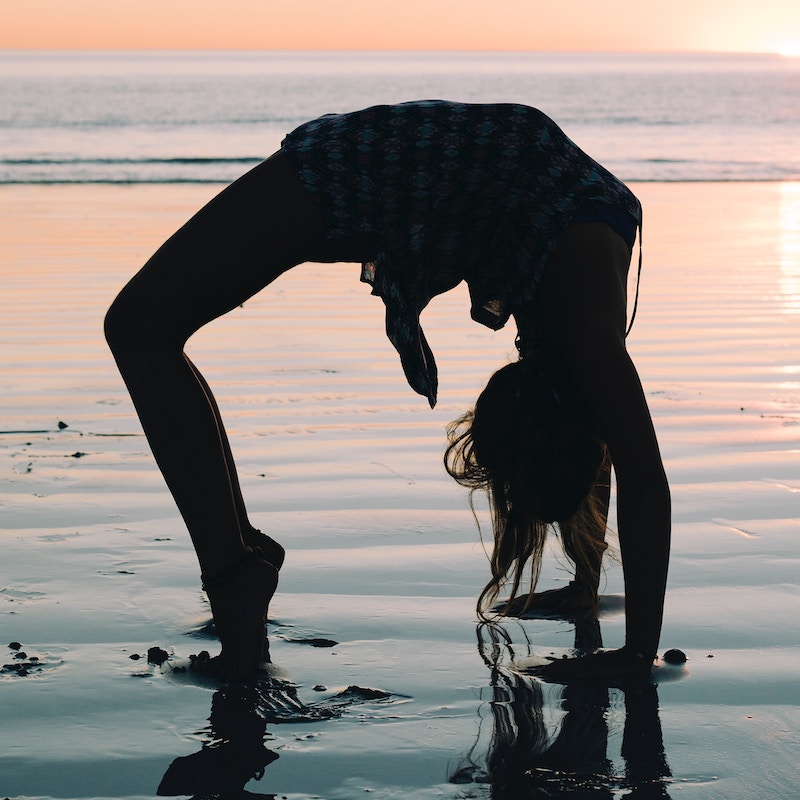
[1,180,799,799]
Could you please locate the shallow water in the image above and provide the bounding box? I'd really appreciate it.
[1,181,799,799]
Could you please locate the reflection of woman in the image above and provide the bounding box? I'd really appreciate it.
[452,622,672,798]
[105,100,670,681]
[157,686,278,798]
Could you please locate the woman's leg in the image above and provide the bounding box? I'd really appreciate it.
[185,357,285,569]
[557,453,611,609]
[104,152,324,679]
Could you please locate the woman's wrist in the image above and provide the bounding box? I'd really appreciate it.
[620,643,657,664]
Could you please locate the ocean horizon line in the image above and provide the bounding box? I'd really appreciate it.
[1,47,798,58]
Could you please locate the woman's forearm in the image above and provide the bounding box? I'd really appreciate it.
[617,469,671,658]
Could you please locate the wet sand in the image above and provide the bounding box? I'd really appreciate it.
[1,181,799,798]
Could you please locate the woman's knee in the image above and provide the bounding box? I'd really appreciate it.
[104,294,146,364]
[104,288,134,355]
[104,281,184,361]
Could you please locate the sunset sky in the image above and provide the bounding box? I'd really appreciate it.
[5,0,800,54]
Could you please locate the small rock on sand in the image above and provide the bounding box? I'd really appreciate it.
[147,646,170,665]
[663,648,687,664]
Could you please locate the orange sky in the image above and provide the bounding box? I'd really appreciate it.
[5,0,800,54]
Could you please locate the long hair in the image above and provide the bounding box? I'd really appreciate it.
[444,359,607,616]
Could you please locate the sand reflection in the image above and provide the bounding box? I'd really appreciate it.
[452,620,672,798]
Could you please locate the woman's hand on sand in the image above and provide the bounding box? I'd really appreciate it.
[526,646,653,683]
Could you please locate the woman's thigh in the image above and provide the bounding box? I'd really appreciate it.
[107,151,327,347]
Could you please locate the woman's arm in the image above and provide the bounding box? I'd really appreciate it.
[532,222,671,679]
[583,344,671,662]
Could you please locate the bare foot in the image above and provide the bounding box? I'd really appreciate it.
[495,580,597,618]
[242,528,285,571]
[197,555,279,682]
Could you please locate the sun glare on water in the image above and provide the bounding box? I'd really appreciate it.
[777,45,800,57]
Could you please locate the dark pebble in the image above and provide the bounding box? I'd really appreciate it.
[58,420,69,429]
[8,642,21,650]
[189,650,210,663]
[663,648,687,664]
[14,652,27,660]
[147,646,170,665]
[129,653,141,660]
[2,662,31,676]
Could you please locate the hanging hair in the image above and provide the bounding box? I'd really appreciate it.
[444,358,608,617]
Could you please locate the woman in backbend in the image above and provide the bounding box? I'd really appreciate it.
[104,100,670,682]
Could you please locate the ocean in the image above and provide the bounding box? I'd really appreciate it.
[2,49,800,184]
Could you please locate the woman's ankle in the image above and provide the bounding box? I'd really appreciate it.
[201,547,258,591]
[241,528,285,570]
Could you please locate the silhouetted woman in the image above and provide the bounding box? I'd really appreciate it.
[105,101,670,681]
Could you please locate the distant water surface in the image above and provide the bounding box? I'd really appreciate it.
[1,50,799,183]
